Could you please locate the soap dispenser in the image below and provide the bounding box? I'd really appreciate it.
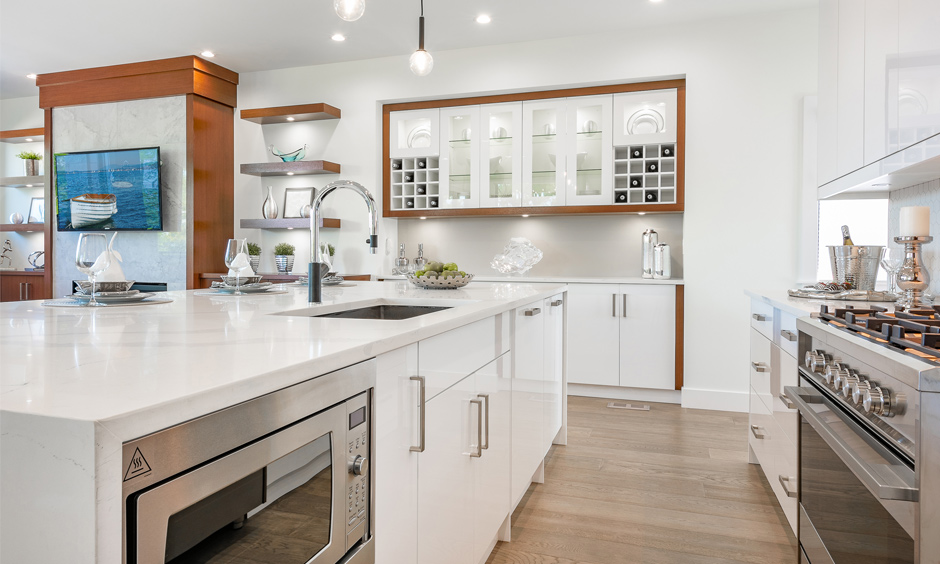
[394,243,410,275]
[413,244,428,272]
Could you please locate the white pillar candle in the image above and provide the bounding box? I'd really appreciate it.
[899,206,930,237]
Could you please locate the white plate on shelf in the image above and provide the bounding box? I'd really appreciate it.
[407,126,432,149]
[627,108,665,135]
[69,292,155,304]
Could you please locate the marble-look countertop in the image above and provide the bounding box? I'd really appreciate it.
[381,274,684,285]
[744,288,897,317]
[0,280,566,439]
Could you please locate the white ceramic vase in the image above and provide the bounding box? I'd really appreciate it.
[262,186,278,219]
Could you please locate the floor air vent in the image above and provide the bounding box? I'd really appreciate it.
[607,402,650,411]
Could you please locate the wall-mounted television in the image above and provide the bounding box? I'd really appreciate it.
[54,147,163,231]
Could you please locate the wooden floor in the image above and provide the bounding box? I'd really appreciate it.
[486,396,798,564]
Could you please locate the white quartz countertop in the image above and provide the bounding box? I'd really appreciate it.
[0,281,566,440]
[382,274,684,285]
[744,288,897,317]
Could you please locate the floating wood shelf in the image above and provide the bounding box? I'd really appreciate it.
[240,218,341,230]
[0,269,45,276]
[240,161,341,177]
[1,224,44,232]
[240,103,341,124]
[0,128,44,144]
[1,175,44,188]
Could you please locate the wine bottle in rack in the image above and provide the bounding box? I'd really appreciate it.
[841,225,854,246]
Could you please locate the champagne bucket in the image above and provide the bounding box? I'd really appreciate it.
[827,245,883,290]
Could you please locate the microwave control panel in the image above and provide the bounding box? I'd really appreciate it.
[345,391,371,550]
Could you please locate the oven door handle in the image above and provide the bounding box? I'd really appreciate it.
[784,386,918,502]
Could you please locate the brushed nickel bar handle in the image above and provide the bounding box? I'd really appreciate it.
[780,329,797,342]
[779,393,795,409]
[524,308,541,317]
[410,376,426,453]
[750,424,766,439]
[470,398,483,458]
[622,294,627,318]
[24,283,30,301]
[478,394,489,450]
[551,299,563,307]
[778,475,798,498]
[612,294,617,317]
[19,283,24,301]
[751,362,767,373]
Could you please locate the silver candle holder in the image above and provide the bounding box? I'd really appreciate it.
[894,235,933,310]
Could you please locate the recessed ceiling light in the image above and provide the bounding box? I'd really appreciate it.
[26,74,36,79]
[201,51,215,58]
[475,14,491,24]
[331,33,346,42]
[286,117,295,122]
[649,0,664,3]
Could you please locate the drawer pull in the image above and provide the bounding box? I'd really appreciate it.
[780,329,797,342]
[752,313,768,322]
[778,475,798,498]
[751,362,767,373]
[551,299,563,307]
[612,294,617,317]
[410,376,426,453]
[750,425,766,439]
[779,393,795,409]
[524,308,542,317]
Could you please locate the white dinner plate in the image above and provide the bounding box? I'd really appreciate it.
[69,292,156,304]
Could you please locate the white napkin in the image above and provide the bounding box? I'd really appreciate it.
[97,233,126,282]
[87,251,112,280]
[227,252,255,276]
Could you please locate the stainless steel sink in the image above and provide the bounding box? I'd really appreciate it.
[311,304,451,320]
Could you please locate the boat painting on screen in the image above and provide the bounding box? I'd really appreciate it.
[54,147,163,231]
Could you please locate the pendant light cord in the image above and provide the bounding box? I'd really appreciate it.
[418,0,426,50]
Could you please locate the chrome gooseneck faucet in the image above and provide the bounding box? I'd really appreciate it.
[309,180,378,303]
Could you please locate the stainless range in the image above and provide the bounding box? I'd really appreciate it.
[788,305,940,564]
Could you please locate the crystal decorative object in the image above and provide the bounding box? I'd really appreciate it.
[490,237,543,275]
[270,144,306,162]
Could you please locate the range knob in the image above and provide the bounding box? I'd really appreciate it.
[824,362,849,386]
[350,455,368,476]
[851,379,874,405]
[807,350,833,373]
[862,387,905,417]
[840,375,860,398]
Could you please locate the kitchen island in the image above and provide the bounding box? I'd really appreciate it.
[0,280,567,563]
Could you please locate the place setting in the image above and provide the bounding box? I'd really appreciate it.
[42,233,174,308]
[194,239,289,297]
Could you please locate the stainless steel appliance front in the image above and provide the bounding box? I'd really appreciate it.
[121,359,375,564]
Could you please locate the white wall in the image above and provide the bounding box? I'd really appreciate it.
[236,7,818,411]
[0,96,44,270]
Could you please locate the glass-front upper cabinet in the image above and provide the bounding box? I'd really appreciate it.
[439,106,481,209]
[522,99,567,207]
[612,89,677,146]
[565,95,612,206]
[479,102,523,208]
[389,108,440,158]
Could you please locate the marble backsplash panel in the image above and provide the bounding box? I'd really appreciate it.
[52,97,187,296]
[887,178,940,294]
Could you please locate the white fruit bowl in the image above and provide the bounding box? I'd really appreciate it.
[407,273,474,289]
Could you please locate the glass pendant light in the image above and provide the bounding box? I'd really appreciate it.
[334,0,365,21]
[409,0,433,76]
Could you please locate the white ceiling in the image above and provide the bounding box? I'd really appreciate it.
[0,0,815,100]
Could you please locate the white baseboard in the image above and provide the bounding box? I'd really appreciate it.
[567,383,681,404]
[680,387,749,412]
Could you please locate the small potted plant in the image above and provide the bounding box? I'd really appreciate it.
[246,241,261,272]
[273,242,295,274]
[16,151,42,176]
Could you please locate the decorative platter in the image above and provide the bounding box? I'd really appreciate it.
[407,273,474,289]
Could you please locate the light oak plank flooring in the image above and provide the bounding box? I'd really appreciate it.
[486,397,797,564]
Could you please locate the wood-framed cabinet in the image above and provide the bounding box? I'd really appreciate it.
[382,79,685,218]
[0,271,50,302]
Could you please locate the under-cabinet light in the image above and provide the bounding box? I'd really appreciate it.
[475,14,491,24]
[638,212,646,215]
[24,138,33,142]
[25,184,33,187]
[420,216,427,220]
[521,214,529,218]
[201,51,215,58]
[287,227,294,230]
[286,117,296,122]
[331,33,346,42]
[26,74,36,79]
[287,172,295,176]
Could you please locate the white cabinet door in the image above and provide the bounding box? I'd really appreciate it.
[479,102,523,208]
[390,108,440,158]
[618,284,675,390]
[612,89,677,146]
[543,294,564,451]
[472,353,512,558]
[836,0,866,177]
[417,373,476,564]
[864,0,899,165]
[818,0,840,185]
[897,0,940,149]
[566,95,613,206]
[375,345,419,564]
[522,99,567,206]
[511,300,545,504]
[439,105,481,209]
[566,284,620,386]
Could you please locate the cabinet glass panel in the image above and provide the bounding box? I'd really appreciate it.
[522,99,566,206]
[389,108,440,158]
[566,95,612,206]
[439,106,480,209]
[479,103,522,208]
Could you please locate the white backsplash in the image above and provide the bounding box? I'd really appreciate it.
[887,178,940,294]
[52,97,188,297]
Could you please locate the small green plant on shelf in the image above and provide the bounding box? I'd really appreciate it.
[274,242,295,256]
[246,242,261,256]
[15,151,42,160]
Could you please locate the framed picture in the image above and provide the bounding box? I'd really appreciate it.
[283,187,315,218]
[27,197,44,224]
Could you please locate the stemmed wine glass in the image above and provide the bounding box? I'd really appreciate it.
[881,247,903,295]
[75,233,111,307]
[224,239,250,295]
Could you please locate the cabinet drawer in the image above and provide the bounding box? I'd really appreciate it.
[749,328,772,411]
[748,387,773,469]
[768,420,798,534]
[419,314,509,401]
[777,310,799,359]
[774,350,799,446]
[750,301,774,341]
